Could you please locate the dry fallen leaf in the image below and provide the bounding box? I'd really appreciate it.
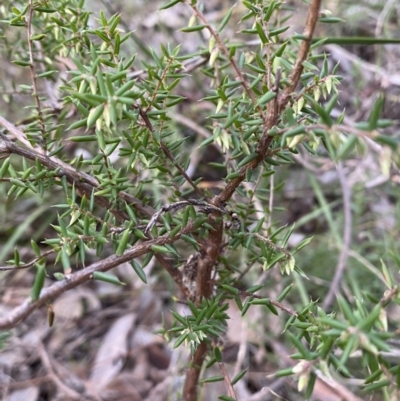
[90,313,137,389]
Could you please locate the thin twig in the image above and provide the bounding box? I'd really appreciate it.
[178,3,322,398]
[37,340,85,400]
[26,0,46,149]
[375,0,397,38]
[233,320,248,378]
[218,361,237,400]
[267,169,274,229]
[0,116,41,151]
[0,220,197,330]
[238,290,298,317]
[171,112,213,140]
[312,367,364,401]
[322,163,352,310]
[183,1,322,206]
[0,117,153,218]
[325,44,400,87]
[0,250,54,271]
[253,233,291,257]
[182,342,207,401]
[0,116,191,302]
[136,107,206,198]
[187,1,264,119]
[278,0,322,111]
[127,55,209,80]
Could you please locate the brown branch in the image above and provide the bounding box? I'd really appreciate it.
[217,0,321,205]
[27,0,46,149]
[0,116,40,150]
[184,201,224,399]
[195,204,224,304]
[312,367,365,401]
[188,0,320,204]
[218,361,237,400]
[181,4,321,398]
[0,250,54,271]
[0,116,154,219]
[0,116,190,309]
[188,2,264,119]
[182,342,207,401]
[278,0,322,111]
[0,135,130,222]
[0,221,195,330]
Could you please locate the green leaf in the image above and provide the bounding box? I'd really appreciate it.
[374,135,398,150]
[151,244,171,254]
[269,26,290,37]
[256,91,276,106]
[357,304,382,332]
[12,60,32,67]
[265,253,286,269]
[218,6,234,32]
[160,0,182,10]
[181,25,207,33]
[303,94,332,126]
[288,332,313,360]
[34,7,57,13]
[274,367,294,377]
[87,104,104,128]
[0,158,11,179]
[292,236,313,254]
[116,224,133,256]
[237,152,258,168]
[214,347,222,362]
[368,95,384,131]
[245,284,263,294]
[304,372,317,399]
[280,125,306,147]
[337,294,357,325]
[202,376,224,383]
[319,17,344,24]
[92,271,126,286]
[336,135,357,160]
[220,284,239,295]
[31,265,46,300]
[218,396,236,401]
[67,118,88,130]
[231,368,247,385]
[338,334,358,368]
[173,332,188,348]
[363,379,391,392]
[13,247,20,267]
[255,21,268,44]
[69,135,97,142]
[277,284,293,302]
[30,34,46,41]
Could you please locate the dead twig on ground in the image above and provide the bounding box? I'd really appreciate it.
[37,340,85,400]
